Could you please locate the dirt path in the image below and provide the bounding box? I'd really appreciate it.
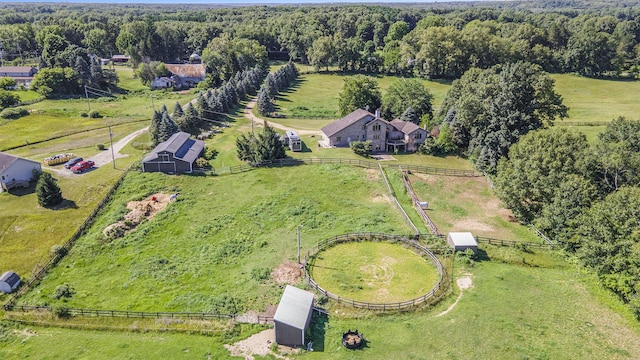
[243,98,324,136]
[436,275,473,317]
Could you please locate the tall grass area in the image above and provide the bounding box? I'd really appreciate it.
[18,165,412,312]
[0,323,263,360]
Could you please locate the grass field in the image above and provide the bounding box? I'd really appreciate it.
[0,137,148,283]
[308,242,440,303]
[551,74,640,123]
[16,165,412,312]
[0,322,264,360]
[301,251,640,359]
[274,72,451,120]
[406,173,539,241]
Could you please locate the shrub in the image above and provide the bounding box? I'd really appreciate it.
[350,140,372,158]
[53,283,75,300]
[50,245,68,257]
[195,157,210,169]
[96,144,106,150]
[0,77,16,89]
[88,110,101,118]
[204,147,218,160]
[53,306,71,318]
[80,111,88,117]
[0,107,29,119]
[250,267,271,282]
[0,90,20,108]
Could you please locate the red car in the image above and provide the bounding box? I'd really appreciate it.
[70,160,95,174]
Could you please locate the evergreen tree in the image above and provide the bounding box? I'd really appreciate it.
[36,172,63,208]
[257,89,275,116]
[89,58,103,88]
[149,110,163,145]
[400,107,418,124]
[157,109,179,143]
[74,56,90,87]
[172,101,184,118]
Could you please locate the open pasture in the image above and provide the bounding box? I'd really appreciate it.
[308,241,440,303]
[405,173,539,242]
[17,165,413,312]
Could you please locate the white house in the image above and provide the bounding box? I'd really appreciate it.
[0,152,42,192]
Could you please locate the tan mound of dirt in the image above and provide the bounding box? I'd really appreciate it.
[102,193,174,238]
[272,261,303,285]
[224,329,295,360]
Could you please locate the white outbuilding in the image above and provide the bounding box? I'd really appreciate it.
[0,271,21,293]
[273,285,315,347]
[447,232,478,253]
[0,152,41,192]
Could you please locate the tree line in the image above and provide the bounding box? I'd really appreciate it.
[0,2,638,84]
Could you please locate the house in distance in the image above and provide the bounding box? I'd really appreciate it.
[141,132,204,174]
[321,108,427,152]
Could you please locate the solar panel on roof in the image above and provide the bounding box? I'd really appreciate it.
[175,138,195,159]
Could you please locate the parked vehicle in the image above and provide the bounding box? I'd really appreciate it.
[64,157,83,169]
[70,160,95,174]
[43,153,76,166]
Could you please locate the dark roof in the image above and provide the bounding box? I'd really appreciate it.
[390,119,423,135]
[321,109,376,137]
[0,271,20,286]
[0,152,39,175]
[142,132,204,164]
[165,64,206,79]
[273,285,314,330]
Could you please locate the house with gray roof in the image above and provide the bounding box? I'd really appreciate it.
[0,66,38,88]
[141,132,204,173]
[273,285,315,346]
[321,109,427,152]
[164,64,206,89]
[0,152,41,192]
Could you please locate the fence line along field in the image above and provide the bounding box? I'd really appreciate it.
[308,241,441,304]
[16,165,414,312]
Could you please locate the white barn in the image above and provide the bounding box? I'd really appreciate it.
[447,232,478,253]
[0,271,20,293]
[273,285,315,346]
[0,152,42,192]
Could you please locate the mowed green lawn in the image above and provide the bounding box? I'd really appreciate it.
[18,165,413,312]
[309,241,440,303]
[0,139,146,281]
[551,74,640,122]
[303,254,640,360]
[274,72,451,120]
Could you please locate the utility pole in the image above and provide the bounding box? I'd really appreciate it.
[84,85,90,112]
[109,126,115,169]
[297,224,303,264]
[150,94,155,112]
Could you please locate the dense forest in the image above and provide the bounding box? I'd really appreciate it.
[2,0,640,318]
[0,0,639,82]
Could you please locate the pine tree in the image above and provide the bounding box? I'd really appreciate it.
[158,110,179,142]
[172,101,184,118]
[400,107,418,124]
[36,172,63,207]
[149,110,163,145]
[74,56,90,87]
[89,58,104,88]
[257,89,274,116]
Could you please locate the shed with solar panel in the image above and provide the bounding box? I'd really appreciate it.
[142,132,205,173]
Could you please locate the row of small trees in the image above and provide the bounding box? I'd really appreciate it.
[149,66,267,145]
[31,56,118,98]
[256,62,298,116]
